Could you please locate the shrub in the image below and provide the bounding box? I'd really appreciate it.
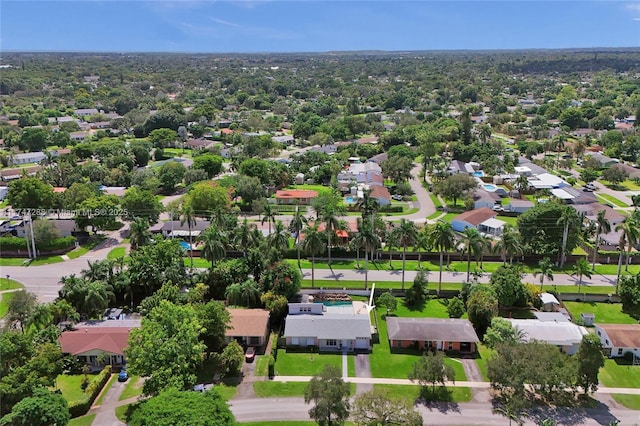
[0,237,28,251]
[68,366,112,418]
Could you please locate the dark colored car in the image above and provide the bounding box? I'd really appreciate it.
[118,368,129,382]
[245,347,256,363]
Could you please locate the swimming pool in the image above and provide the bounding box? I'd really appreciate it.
[483,184,497,192]
[345,196,356,204]
[179,241,190,250]
[473,171,484,178]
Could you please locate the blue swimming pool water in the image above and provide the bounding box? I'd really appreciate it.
[179,241,190,249]
[483,184,497,191]
[345,197,356,204]
[473,171,484,177]
[322,301,353,306]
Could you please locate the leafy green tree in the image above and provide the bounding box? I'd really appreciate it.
[259,260,301,300]
[376,292,397,317]
[618,274,640,310]
[381,155,413,185]
[0,387,69,426]
[158,161,186,194]
[129,218,151,250]
[6,291,37,333]
[238,158,270,184]
[534,257,554,290]
[405,270,428,308]
[408,351,455,397]
[7,177,55,210]
[351,388,423,426]
[517,201,580,258]
[62,182,100,210]
[575,334,605,395]
[302,224,326,289]
[187,182,231,218]
[75,195,121,231]
[466,285,498,339]
[559,108,585,130]
[19,128,48,152]
[580,168,599,185]
[126,301,205,396]
[446,297,465,319]
[148,128,177,149]
[192,154,224,178]
[127,388,235,426]
[304,365,351,426]
[143,110,186,135]
[602,167,628,186]
[220,340,244,378]
[194,300,230,356]
[484,318,525,350]
[433,174,477,207]
[121,187,163,223]
[490,265,528,308]
[130,140,152,167]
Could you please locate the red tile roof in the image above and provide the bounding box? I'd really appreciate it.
[453,208,497,227]
[369,185,390,201]
[227,309,270,338]
[275,189,319,200]
[59,327,132,356]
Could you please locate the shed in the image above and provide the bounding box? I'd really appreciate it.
[540,293,560,312]
[580,313,595,327]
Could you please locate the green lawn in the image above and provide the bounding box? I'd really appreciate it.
[94,374,117,406]
[592,264,639,276]
[475,344,493,382]
[119,376,142,401]
[184,257,211,268]
[115,404,132,423]
[429,193,442,208]
[0,278,23,291]
[600,358,640,388]
[369,305,467,380]
[348,354,355,377]
[55,374,90,404]
[274,349,342,376]
[67,236,107,259]
[496,215,518,226]
[214,383,238,401]
[0,258,31,266]
[596,193,630,208]
[373,384,472,403]
[288,184,333,197]
[563,302,638,324]
[29,255,64,266]
[107,247,126,260]
[68,414,96,426]
[253,381,355,398]
[254,356,270,377]
[611,394,640,410]
[0,291,17,318]
[240,422,355,426]
[601,179,640,191]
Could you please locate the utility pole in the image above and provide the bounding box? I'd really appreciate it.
[29,214,37,258]
[24,217,32,259]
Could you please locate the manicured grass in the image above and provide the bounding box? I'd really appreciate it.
[369,306,467,380]
[254,356,270,377]
[611,394,640,410]
[496,215,518,226]
[0,258,31,266]
[184,257,211,268]
[0,278,23,291]
[475,344,493,382]
[67,236,107,259]
[0,291,17,318]
[119,375,142,401]
[592,264,639,276]
[382,207,419,216]
[107,247,126,260]
[68,414,96,426]
[596,193,629,208]
[115,404,131,422]
[253,381,309,397]
[240,422,355,426]
[29,255,64,266]
[601,179,640,191]
[600,358,640,388]
[374,384,472,403]
[439,213,459,223]
[563,302,638,324]
[429,193,442,208]
[572,246,588,255]
[94,374,117,406]
[215,383,238,401]
[348,354,355,377]
[289,184,333,197]
[56,374,90,404]
[274,349,342,376]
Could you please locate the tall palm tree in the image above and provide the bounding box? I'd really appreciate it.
[592,210,611,270]
[514,175,530,194]
[352,218,379,290]
[302,224,325,289]
[461,227,483,283]
[356,189,378,219]
[83,280,113,318]
[129,217,151,250]
[479,124,492,144]
[180,202,197,271]
[413,229,431,269]
[269,220,290,253]
[320,206,340,267]
[572,258,592,295]
[427,221,455,293]
[534,257,554,291]
[199,225,227,266]
[615,231,627,294]
[81,260,110,282]
[557,206,578,269]
[234,218,253,258]
[619,214,639,272]
[288,205,308,268]
[493,225,521,265]
[478,233,493,269]
[225,280,261,307]
[395,219,418,290]
[261,202,277,236]
[385,223,398,268]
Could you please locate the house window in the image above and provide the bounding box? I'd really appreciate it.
[618,348,624,355]
[606,340,609,345]
[326,339,337,346]
[448,342,453,351]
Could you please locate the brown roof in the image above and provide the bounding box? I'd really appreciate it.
[387,317,479,343]
[369,185,390,201]
[597,324,640,348]
[59,327,132,356]
[453,207,497,227]
[276,189,318,199]
[227,309,270,338]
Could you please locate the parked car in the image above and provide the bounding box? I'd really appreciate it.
[118,368,129,382]
[492,205,504,212]
[245,346,256,363]
[391,194,403,201]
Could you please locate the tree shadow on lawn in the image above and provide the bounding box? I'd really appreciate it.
[400,298,426,313]
[418,386,461,413]
[526,399,618,426]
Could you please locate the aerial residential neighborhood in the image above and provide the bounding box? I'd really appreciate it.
[1,6,640,425]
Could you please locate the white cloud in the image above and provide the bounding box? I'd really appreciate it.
[210,18,241,27]
[626,3,640,12]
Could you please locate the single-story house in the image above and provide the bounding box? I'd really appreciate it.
[473,189,500,210]
[309,144,337,155]
[275,189,319,205]
[272,135,295,145]
[367,152,388,164]
[534,312,571,322]
[507,319,588,355]
[369,185,391,206]
[149,220,211,238]
[506,199,534,213]
[587,153,619,168]
[612,163,640,180]
[448,160,475,175]
[528,173,569,190]
[284,301,372,352]
[9,152,46,165]
[386,317,479,353]
[451,207,498,233]
[16,219,81,238]
[59,319,141,368]
[70,131,90,142]
[595,324,640,358]
[477,217,506,236]
[539,293,560,312]
[225,309,270,348]
[74,108,99,117]
[186,139,214,150]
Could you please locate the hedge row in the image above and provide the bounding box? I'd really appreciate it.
[0,236,76,252]
[0,237,28,250]
[68,366,112,418]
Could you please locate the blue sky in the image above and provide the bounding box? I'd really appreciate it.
[2,1,639,52]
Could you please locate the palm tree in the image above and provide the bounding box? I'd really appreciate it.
[302,224,325,289]
[320,206,340,267]
[494,225,522,265]
[395,219,418,290]
[199,225,227,266]
[592,210,611,270]
[557,206,578,269]
[261,202,277,236]
[615,231,627,294]
[288,205,308,268]
[385,223,398,268]
[413,229,431,269]
[352,218,379,290]
[226,280,261,307]
[461,227,483,283]
[129,217,151,250]
[269,220,290,252]
[427,221,455,293]
[180,202,197,271]
[81,260,110,282]
[514,175,530,194]
[83,280,113,318]
[619,214,639,272]
[572,258,592,295]
[356,189,378,219]
[534,257,554,291]
[479,124,492,144]
[234,218,253,258]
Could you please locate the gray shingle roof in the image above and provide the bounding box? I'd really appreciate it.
[284,314,371,340]
[386,317,479,343]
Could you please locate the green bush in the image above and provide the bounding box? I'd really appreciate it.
[39,236,76,251]
[0,237,28,251]
[68,366,112,418]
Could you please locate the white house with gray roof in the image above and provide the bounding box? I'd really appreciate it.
[283,301,372,352]
[507,319,588,355]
